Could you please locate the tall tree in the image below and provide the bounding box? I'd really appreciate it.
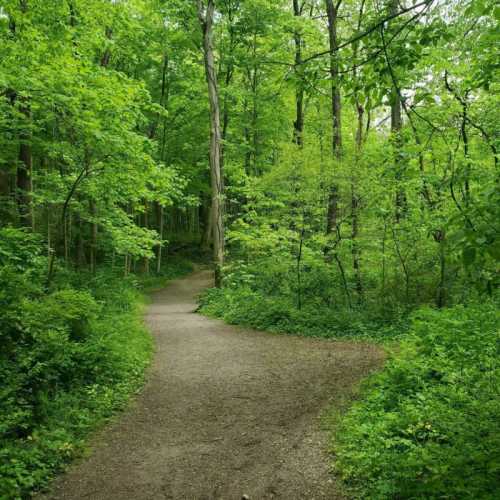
[325,0,342,235]
[198,0,225,286]
[293,0,304,146]
[388,0,406,223]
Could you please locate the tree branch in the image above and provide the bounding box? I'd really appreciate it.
[300,0,434,65]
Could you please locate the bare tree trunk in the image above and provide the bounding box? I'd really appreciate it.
[198,0,225,287]
[293,0,304,147]
[221,4,236,172]
[325,0,342,235]
[352,102,364,300]
[143,202,150,275]
[76,213,86,268]
[350,0,366,302]
[156,203,164,274]
[324,0,350,306]
[200,197,213,251]
[64,212,69,263]
[149,54,169,140]
[243,98,251,174]
[89,200,97,274]
[388,0,406,223]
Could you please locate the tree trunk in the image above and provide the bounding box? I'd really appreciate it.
[150,54,170,140]
[143,202,150,275]
[350,0,366,301]
[198,0,225,286]
[293,0,304,147]
[100,27,113,67]
[325,0,342,235]
[221,5,236,172]
[156,202,164,274]
[17,102,33,229]
[200,196,213,251]
[76,213,86,268]
[89,200,97,274]
[388,0,406,223]
[352,103,364,299]
[0,167,10,199]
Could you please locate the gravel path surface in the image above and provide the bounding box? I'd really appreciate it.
[41,270,383,500]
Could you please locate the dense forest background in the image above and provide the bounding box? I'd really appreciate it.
[0,0,498,498]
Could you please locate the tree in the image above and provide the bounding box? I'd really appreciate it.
[198,0,225,286]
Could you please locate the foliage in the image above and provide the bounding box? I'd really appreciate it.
[332,303,500,499]
[0,0,498,498]
[0,228,191,499]
[199,260,408,340]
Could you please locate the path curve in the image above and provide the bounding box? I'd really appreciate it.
[42,270,383,500]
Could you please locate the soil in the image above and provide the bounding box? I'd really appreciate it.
[40,270,383,500]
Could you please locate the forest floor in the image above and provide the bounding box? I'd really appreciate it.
[39,270,384,500]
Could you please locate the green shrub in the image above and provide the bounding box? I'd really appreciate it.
[0,228,191,499]
[333,303,500,499]
[199,283,406,340]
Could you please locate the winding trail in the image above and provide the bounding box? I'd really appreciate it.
[43,270,383,500]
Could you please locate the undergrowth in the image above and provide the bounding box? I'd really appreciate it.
[331,303,500,499]
[199,285,408,341]
[0,228,192,499]
[200,261,499,499]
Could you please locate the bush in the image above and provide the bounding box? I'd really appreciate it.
[333,303,500,499]
[0,228,191,499]
[199,283,406,340]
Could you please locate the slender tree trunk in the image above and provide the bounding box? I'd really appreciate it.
[89,200,97,274]
[156,202,164,274]
[293,0,304,146]
[434,229,447,308]
[221,6,236,173]
[64,212,69,264]
[352,103,364,300]
[324,0,350,306]
[381,217,388,300]
[82,24,113,274]
[198,0,225,286]
[100,27,113,67]
[0,167,10,199]
[47,204,51,261]
[325,0,342,235]
[460,100,471,206]
[250,36,259,174]
[150,54,170,140]
[388,0,406,223]
[76,213,86,268]
[296,221,305,310]
[243,98,251,174]
[200,197,213,251]
[221,73,231,170]
[143,202,150,274]
[392,226,410,303]
[349,0,367,302]
[17,102,33,229]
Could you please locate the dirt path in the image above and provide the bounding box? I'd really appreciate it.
[42,270,383,500]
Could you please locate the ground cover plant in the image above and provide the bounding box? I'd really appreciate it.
[332,303,500,499]
[0,228,191,499]
[0,0,498,498]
